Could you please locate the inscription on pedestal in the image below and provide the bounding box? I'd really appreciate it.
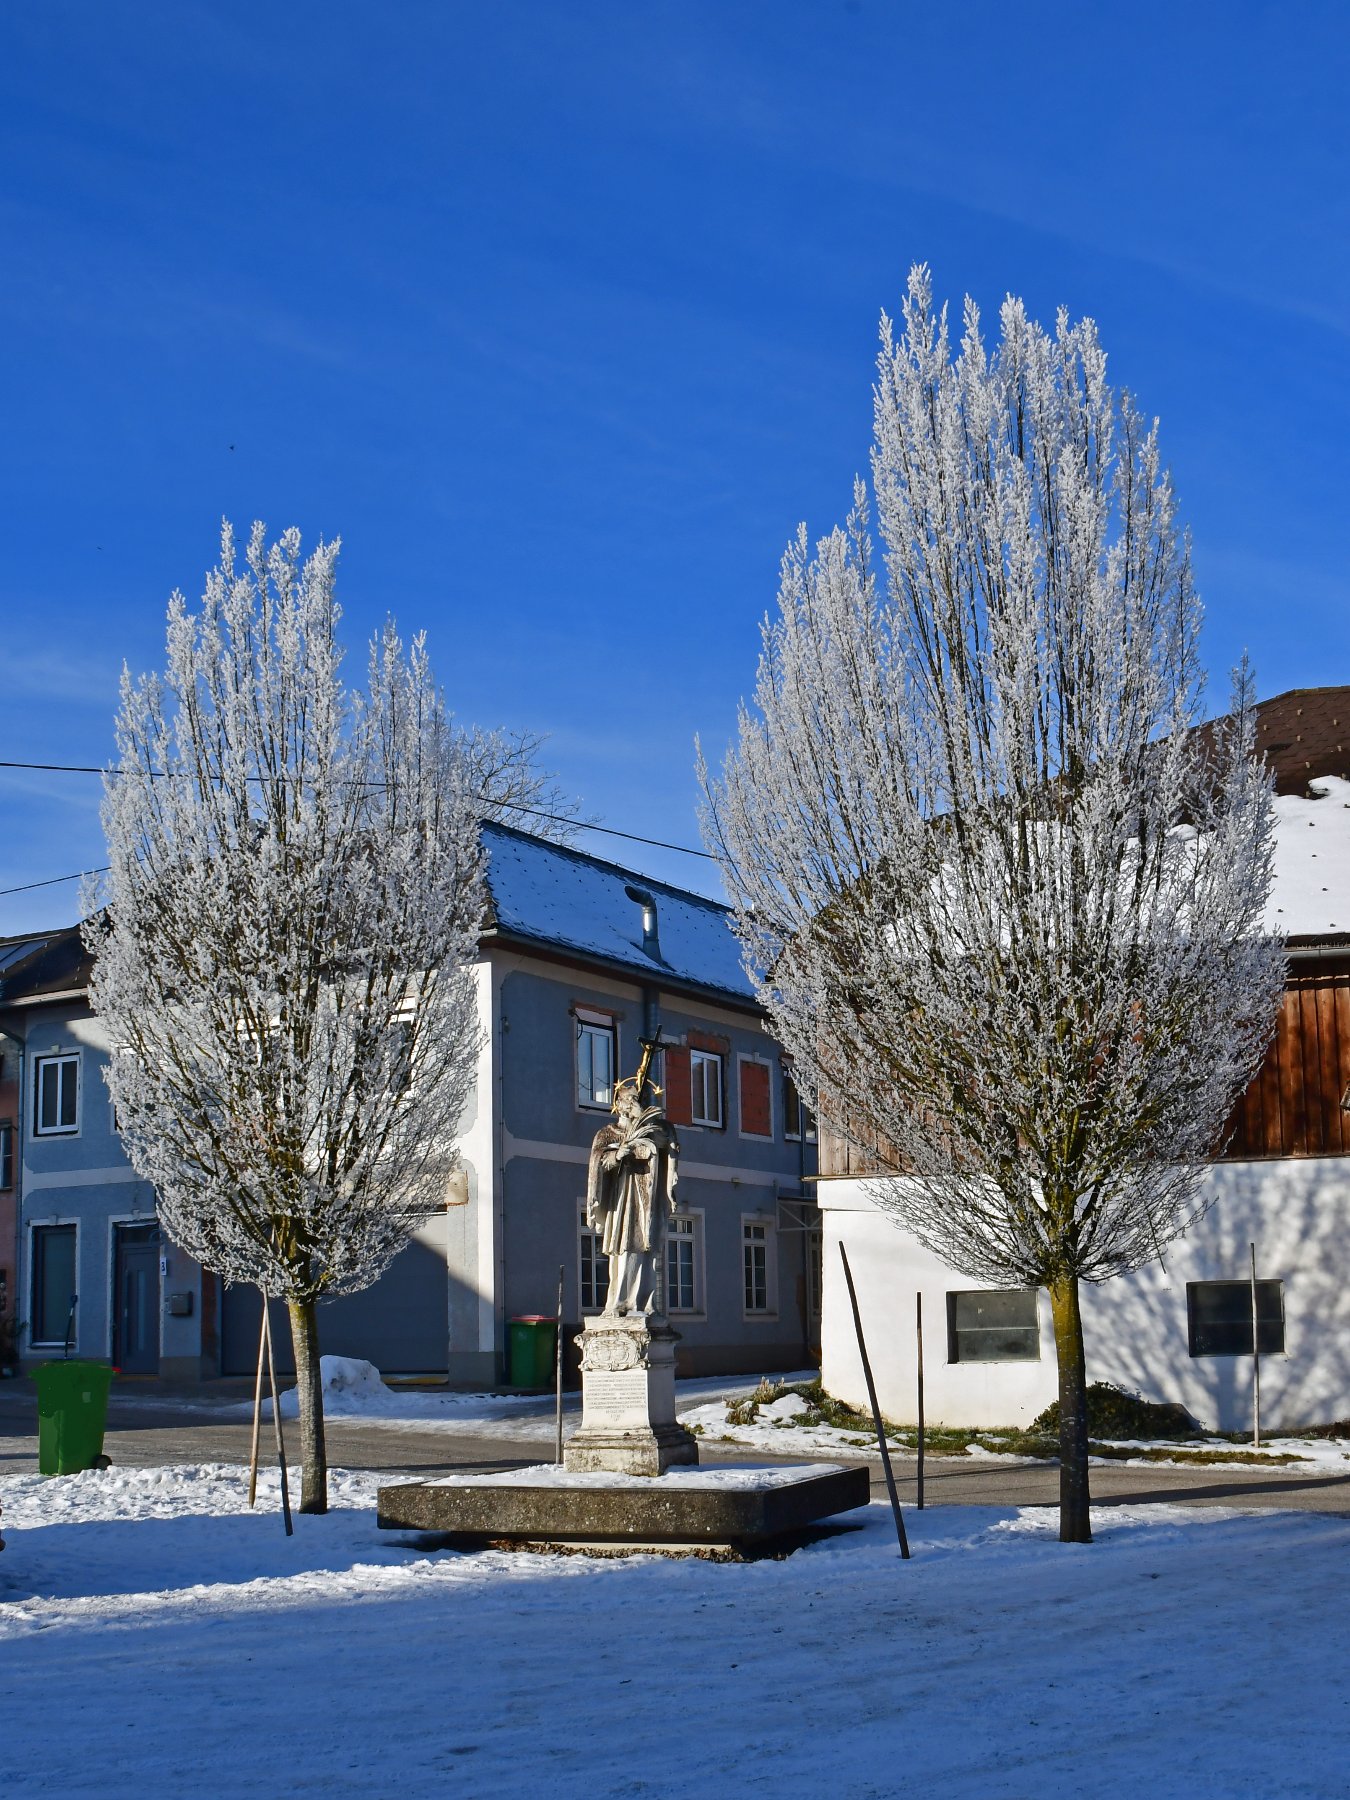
[584,1368,652,1426]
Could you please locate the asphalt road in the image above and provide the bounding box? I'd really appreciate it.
[5,1378,1350,1512]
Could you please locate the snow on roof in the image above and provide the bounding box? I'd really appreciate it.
[1266,775,1350,940]
[481,822,753,1001]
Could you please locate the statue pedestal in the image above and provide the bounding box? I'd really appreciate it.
[564,1315,699,1477]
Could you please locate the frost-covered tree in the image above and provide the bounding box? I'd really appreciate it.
[87,523,556,1512]
[701,268,1286,1543]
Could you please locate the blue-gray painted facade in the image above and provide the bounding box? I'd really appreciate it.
[0,830,819,1385]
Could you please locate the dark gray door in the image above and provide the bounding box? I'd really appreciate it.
[220,1220,450,1376]
[113,1223,161,1374]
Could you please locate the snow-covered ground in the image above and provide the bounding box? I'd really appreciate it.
[203,1355,820,1443]
[3,1463,1349,1796]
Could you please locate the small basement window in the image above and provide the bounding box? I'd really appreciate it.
[1187,1281,1285,1357]
[947,1289,1040,1363]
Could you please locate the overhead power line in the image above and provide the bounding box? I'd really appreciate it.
[0,757,720,900]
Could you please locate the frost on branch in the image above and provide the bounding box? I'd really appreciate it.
[85,523,491,1306]
[701,267,1287,1293]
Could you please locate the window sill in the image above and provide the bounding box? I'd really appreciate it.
[33,1129,79,1139]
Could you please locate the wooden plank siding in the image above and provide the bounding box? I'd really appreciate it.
[818,958,1350,1177]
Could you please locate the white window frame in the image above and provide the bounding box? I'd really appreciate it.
[665,1210,706,1317]
[579,1202,611,1314]
[741,1212,778,1319]
[782,1074,817,1144]
[576,1007,618,1113]
[736,1054,775,1141]
[690,1049,724,1129]
[34,1051,80,1137]
[29,1218,80,1349]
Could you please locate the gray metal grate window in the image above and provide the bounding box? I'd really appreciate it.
[1187,1281,1284,1357]
[947,1289,1041,1362]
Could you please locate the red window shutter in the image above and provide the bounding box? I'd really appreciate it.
[740,1061,771,1137]
[664,1047,693,1126]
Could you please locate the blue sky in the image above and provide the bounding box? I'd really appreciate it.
[2,1,1347,932]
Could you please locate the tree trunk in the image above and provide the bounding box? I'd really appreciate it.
[287,1297,328,1515]
[1049,1275,1091,1544]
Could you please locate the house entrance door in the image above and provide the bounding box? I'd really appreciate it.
[113,1223,161,1374]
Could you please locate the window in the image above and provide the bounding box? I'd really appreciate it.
[783,1076,817,1143]
[666,1214,702,1314]
[947,1290,1041,1363]
[34,1053,79,1136]
[690,1050,723,1128]
[577,1011,617,1110]
[31,1223,77,1346]
[0,1120,12,1190]
[738,1058,773,1139]
[742,1217,774,1315]
[580,1225,610,1312]
[1187,1281,1285,1357]
[806,1225,823,1324]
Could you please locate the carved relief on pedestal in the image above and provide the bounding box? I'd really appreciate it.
[578,1329,650,1374]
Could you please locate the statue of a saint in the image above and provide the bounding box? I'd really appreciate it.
[586,1078,679,1318]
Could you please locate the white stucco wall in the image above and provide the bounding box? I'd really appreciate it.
[820,1157,1350,1432]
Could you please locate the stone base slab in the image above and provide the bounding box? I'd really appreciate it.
[564,1420,699,1477]
[376,1464,870,1555]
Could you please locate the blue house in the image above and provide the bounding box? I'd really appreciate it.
[0,824,819,1383]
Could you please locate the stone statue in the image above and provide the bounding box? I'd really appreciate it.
[585,1078,679,1318]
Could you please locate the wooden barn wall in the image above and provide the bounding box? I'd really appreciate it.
[1223,960,1350,1161]
[818,958,1350,1176]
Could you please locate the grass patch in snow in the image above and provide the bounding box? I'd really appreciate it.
[715,1379,1316,1465]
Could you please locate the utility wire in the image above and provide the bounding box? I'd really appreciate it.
[0,757,720,899]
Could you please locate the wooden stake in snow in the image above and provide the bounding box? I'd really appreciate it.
[839,1242,910,1558]
[554,1262,565,1466]
[262,1301,294,1536]
[247,1302,267,1507]
[1251,1241,1262,1450]
[916,1291,925,1511]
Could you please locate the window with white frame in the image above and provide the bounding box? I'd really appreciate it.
[666,1213,702,1314]
[783,1075,817,1143]
[31,1223,77,1345]
[576,1010,617,1110]
[580,1221,610,1312]
[690,1049,723,1128]
[34,1053,79,1136]
[742,1217,775,1315]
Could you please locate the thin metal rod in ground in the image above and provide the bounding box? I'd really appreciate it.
[1251,1241,1262,1450]
[262,1302,293,1536]
[916,1290,925,1511]
[554,1262,565,1466]
[839,1241,910,1558]
[247,1302,266,1507]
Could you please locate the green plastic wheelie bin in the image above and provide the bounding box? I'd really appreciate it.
[507,1316,558,1389]
[35,1360,114,1475]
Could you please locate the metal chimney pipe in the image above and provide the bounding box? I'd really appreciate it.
[624,884,662,963]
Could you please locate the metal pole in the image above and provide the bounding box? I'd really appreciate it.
[839,1242,910,1558]
[554,1262,565,1466]
[247,1302,267,1507]
[262,1302,294,1536]
[916,1291,925,1511]
[1250,1242,1261,1450]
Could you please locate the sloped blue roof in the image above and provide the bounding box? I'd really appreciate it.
[481,822,754,1003]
